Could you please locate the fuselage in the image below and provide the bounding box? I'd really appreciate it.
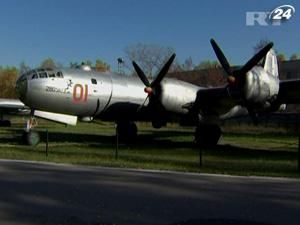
[16,67,200,122]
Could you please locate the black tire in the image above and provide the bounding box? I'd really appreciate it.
[22,131,40,146]
[194,124,221,148]
[117,121,137,143]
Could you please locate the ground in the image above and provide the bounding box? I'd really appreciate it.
[0,117,299,177]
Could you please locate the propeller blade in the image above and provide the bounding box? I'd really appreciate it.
[239,42,274,75]
[137,95,149,112]
[132,61,151,87]
[151,53,176,87]
[210,39,232,75]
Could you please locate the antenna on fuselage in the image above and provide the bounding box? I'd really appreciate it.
[117,57,124,74]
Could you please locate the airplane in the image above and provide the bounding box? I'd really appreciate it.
[0,98,30,126]
[12,39,300,146]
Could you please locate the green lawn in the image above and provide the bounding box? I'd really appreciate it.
[0,118,299,177]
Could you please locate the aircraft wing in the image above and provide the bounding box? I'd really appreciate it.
[192,79,300,118]
[0,98,30,115]
[277,79,300,104]
[191,86,236,115]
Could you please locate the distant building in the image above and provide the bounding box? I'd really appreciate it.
[279,60,300,79]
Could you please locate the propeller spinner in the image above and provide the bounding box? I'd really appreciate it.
[132,53,176,99]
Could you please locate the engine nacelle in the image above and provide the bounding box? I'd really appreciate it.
[243,66,279,108]
[160,79,199,114]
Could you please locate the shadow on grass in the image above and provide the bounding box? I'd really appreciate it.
[1,127,299,176]
[0,128,195,149]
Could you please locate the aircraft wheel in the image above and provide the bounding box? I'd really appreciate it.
[117,121,137,143]
[22,130,40,146]
[194,124,221,148]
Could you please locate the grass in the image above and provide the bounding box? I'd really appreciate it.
[0,118,299,177]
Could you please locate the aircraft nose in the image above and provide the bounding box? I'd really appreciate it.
[15,74,28,102]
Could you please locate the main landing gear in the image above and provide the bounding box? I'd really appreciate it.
[22,117,40,146]
[0,120,11,127]
[194,123,221,148]
[116,121,137,143]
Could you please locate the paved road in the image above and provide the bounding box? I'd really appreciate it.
[0,160,299,225]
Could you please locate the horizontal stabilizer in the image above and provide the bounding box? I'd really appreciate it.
[34,110,77,125]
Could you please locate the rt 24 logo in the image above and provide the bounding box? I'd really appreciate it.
[246,5,296,26]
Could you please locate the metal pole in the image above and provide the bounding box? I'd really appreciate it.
[46,129,49,157]
[199,147,202,167]
[115,124,119,160]
[298,136,300,172]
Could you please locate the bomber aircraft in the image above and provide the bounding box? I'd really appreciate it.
[11,39,300,146]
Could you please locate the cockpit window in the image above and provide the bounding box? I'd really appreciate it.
[56,71,63,78]
[39,72,47,78]
[26,69,63,79]
[32,73,38,79]
[48,72,55,78]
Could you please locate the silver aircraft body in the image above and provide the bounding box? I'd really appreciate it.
[16,68,199,120]
[12,40,300,146]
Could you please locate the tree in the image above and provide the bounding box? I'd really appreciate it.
[181,56,194,71]
[124,43,175,78]
[253,38,272,54]
[95,59,110,72]
[40,58,57,69]
[194,60,219,70]
[290,53,299,60]
[70,62,79,68]
[0,66,18,98]
[19,61,30,74]
[277,53,286,62]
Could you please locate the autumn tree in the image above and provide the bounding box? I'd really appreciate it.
[277,53,286,62]
[124,43,175,78]
[0,66,18,98]
[95,59,110,72]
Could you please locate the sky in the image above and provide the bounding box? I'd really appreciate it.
[0,0,298,71]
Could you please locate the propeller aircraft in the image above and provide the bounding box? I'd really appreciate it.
[10,39,300,146]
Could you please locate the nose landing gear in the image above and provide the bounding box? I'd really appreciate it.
[22,117,40,146]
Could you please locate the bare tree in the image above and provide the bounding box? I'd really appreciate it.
[253,38,272,54]
[40,58,57,69]
[19,61,30,74]
[194,60,219,70]
[181,56,194,71]
[124,43,175,78]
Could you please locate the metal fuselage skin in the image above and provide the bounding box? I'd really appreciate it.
[244,66,279,104]
[16,68,200,122]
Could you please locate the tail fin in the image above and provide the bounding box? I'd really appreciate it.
[264,49,278,77]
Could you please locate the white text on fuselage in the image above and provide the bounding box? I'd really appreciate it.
[46,86,70,94]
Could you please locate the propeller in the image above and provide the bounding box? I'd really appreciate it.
[210,38,273,87]
[132,53,176,109]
